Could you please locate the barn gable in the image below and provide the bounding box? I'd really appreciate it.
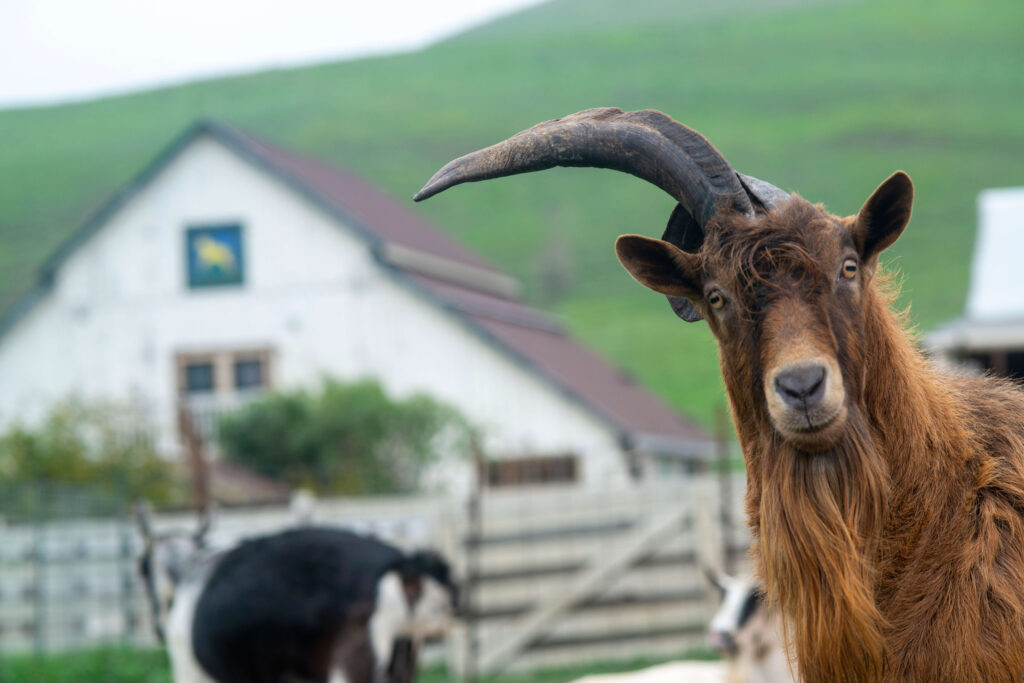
[0,121,710,487]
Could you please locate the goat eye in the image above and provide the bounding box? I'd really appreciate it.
[707,291,726,309]
[841,258,858,279]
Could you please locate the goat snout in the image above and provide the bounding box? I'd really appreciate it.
[765,357,847,450]
[708,629,738,657]
[774,363,826,409]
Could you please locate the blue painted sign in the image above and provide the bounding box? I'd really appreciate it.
[186,224,245,288]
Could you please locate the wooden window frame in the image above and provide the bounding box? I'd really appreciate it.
[484,453,579,488]
[175,348,273,397]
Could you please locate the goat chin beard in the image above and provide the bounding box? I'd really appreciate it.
[758,411,890,683]
[772,402,848,453]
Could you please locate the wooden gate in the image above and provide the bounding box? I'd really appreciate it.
[452,478,750,676]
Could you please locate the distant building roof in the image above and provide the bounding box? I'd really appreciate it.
[0,120,710,455]
[205,460,292,507]
[928,187,1024,353]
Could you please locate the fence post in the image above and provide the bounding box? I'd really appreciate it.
[462,436,485,682]
[715,404,736,575]
[178,403,211,513]
[31,482,47,654]
[119,510,137,644]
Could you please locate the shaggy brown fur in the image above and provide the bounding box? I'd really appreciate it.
[412,107,1024,680]
[617,178,1024,682]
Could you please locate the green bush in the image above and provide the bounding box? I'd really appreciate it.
[0,399,179,517]
[218,379,469,495]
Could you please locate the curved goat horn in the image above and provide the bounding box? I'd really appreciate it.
[414,107,754,227]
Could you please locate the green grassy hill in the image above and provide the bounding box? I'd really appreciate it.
[2,0,1022,427]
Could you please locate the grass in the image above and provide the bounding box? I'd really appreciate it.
[0,647,171,683]
[0,647,717,683]
[1,0,1021,429]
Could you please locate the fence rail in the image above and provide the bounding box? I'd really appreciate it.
[450,479,750,676]
[0,475,750,677]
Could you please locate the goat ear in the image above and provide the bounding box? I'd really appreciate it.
[852,171,913,265]
[615,235,703,301]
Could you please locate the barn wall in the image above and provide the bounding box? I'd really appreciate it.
[0,134,630,488]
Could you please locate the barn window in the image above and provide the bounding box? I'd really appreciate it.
[184,362,215,394]
[485,454,578,487]
[176,350,272,397]
[185,224,245,289]
[176,350,273,445]
[234,358,265,390]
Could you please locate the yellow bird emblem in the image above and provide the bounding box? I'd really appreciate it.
[195,235,237,273]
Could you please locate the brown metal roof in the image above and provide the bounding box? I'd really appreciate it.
[226,127,496,272]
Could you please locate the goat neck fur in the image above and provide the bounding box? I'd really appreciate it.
[716,200,893,682]
[619,182,1024,682]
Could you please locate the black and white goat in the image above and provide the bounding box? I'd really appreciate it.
[706,571,794,683]
[136,507,456,683]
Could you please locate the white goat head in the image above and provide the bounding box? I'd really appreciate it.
[706,570,795,683]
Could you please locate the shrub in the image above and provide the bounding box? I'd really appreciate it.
[218,379,469,495]
[0,399,178,517]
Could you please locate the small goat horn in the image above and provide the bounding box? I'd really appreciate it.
[414,107,754,227]
[737,172,790,211]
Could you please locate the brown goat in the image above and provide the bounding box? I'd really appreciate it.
[415,108,1024,681]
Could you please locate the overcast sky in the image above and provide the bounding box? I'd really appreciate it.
[0,0,546,109]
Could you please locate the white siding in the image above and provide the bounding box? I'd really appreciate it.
[967,187,1024,321]
[0,134,630,488]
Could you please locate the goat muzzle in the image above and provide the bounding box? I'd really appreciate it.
[774,363,827,411]
[765,359,847,452]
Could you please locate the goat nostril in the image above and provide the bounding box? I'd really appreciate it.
[774,365,826,406]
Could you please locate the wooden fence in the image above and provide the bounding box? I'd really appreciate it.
[0,475,750,677]
[0,514,138,653]
[0,493,451,654]
[450,477,750,677]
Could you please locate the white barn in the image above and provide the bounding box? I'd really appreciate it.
[928,187,1024,377]
[0,121,711,491]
